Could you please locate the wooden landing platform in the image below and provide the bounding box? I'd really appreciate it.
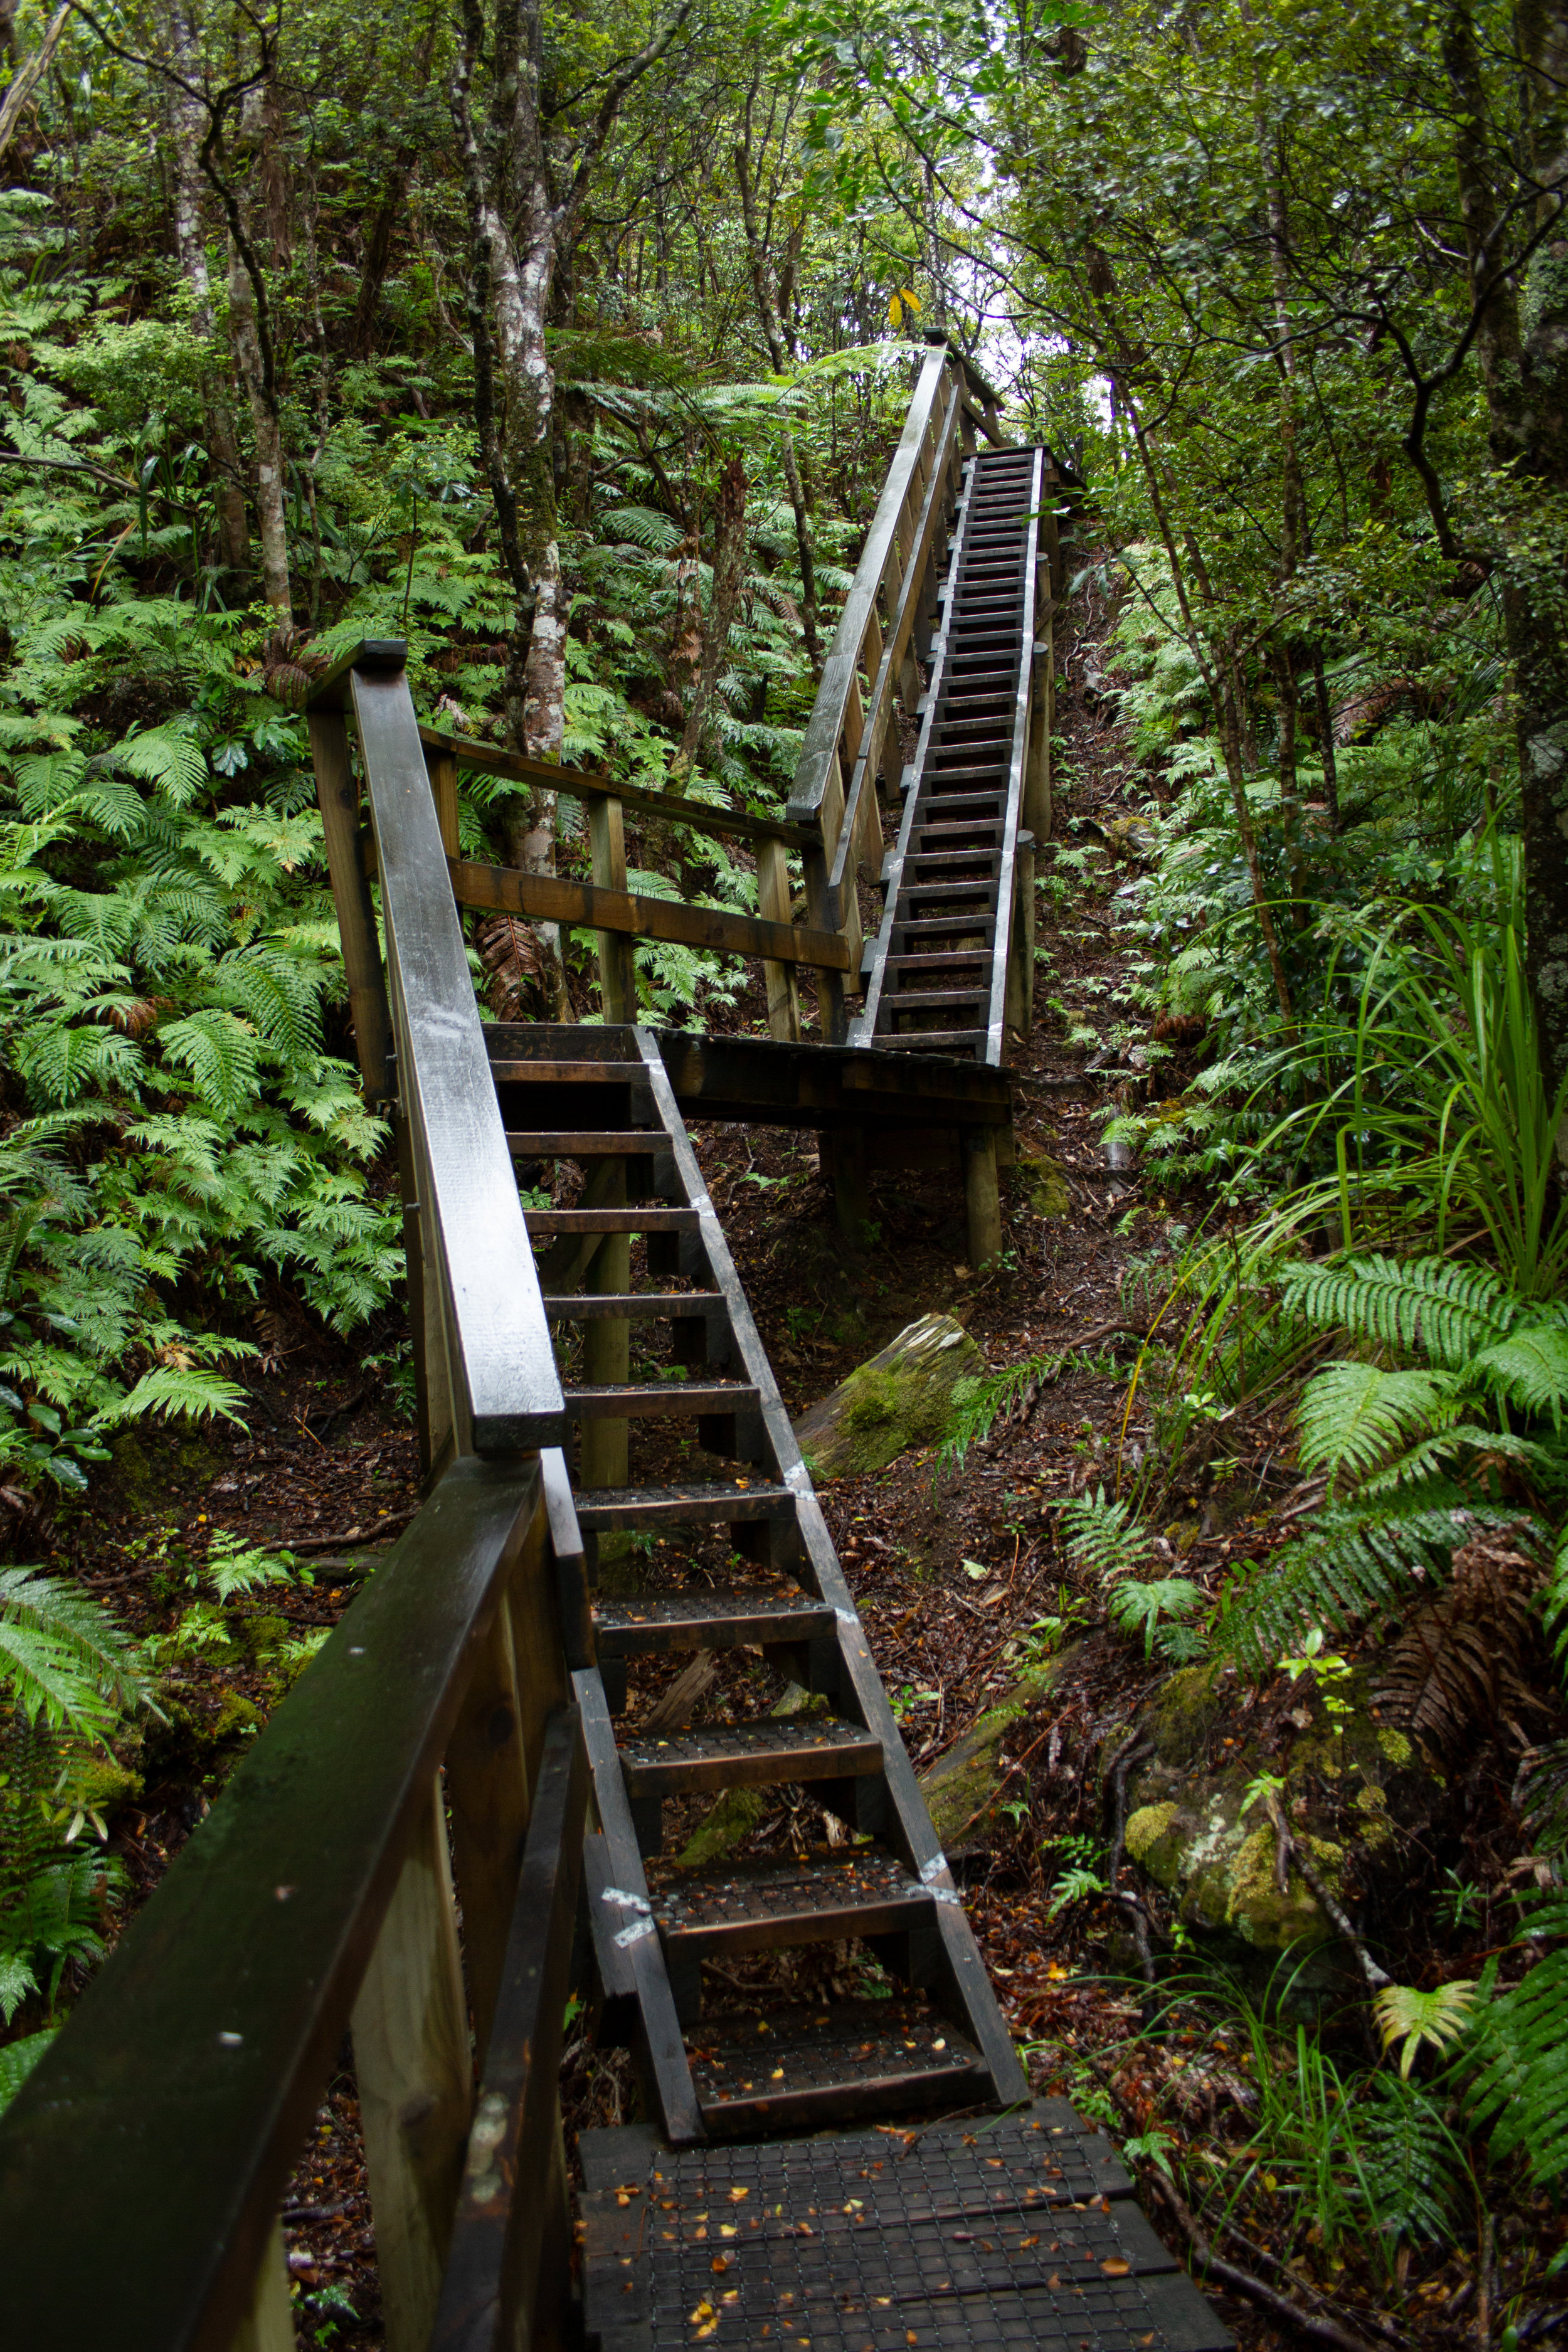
[582,2102,1232,2351]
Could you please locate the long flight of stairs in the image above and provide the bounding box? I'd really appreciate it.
[486,1022,1027,2144]
[857,442,1044,1063]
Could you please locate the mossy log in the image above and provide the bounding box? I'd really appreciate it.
[792,1311,983,1481]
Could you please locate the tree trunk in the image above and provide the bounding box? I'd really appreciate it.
[228,243,291,613]
[1449,0,1568,1147]
[676,456,747,778]
[164,3,250,587]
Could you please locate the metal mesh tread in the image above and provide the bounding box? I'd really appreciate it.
[581,2103,1234,2351]
[688,2000,988,2132]
[649,1845,928,1952]
[596,1591,836,1656]
[618,1714,881,1795]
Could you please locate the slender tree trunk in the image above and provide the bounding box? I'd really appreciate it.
[1311,645,1342,835]
[164,3,250,586]
[1449,0,1568,1148]
[228,244,290,612]
[733,127,822,674]
[676,457,747,778]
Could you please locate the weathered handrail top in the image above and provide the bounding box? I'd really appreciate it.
[0,1454,543,2352]
[921,326,1006,420]
[353,654,566,1453]
[787,344,952,825]
[417,724,817,854]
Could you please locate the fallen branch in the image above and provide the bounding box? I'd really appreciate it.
[1263,1791,1390,1989]
[1104,1732,1156,1993]
[264,1504,418,1555]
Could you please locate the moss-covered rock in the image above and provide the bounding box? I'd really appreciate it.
[920,1650,1078,1847]
[793,1312,983,1481]
[1121,1663,1441,1957]
[1016,1155,1071,1219]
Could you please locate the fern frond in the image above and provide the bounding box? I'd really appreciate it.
[1212,1490,1502,1670]
[1057,1488,1153,1582]
[1472,1324,1568,1428]
[0,1567,150,1727]
[1278,1254,1518,1369]
[1466,1905,1568,2183]
[1296,1362,1454,1492]
[0,2025,56,2115]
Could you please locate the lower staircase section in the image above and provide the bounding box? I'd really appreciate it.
[581,2104,1232,2351]
[493,1020,1232,2350]
[491,1020,1023,2144]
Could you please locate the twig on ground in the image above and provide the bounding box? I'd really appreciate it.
[1263,1791,1390,1989]
[265,1503,418,1555]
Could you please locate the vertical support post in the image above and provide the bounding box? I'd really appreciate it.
[394,1111,438,1483]
[352,1777,474,2352]
[590,797,637,1024]
[826,1127,871,1247]
[229,2222,293,2352]
[1025,613,1053,849]
[506,1488,571,1794]
[308,706,393,1099]
[445,1594,532,2069]
[426,743,460,858]
[755,837,800,1042]
[961,1126,1002,1271]
[580,1157,630,1498]
[1006,833,1036,1038]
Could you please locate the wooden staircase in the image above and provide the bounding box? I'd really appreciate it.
[857,443,1046,1063]
[485,1022,1028,2146]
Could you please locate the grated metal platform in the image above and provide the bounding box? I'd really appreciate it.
[582,2102,1234,2351]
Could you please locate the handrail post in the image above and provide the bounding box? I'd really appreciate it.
[309,704,393,1101]
[755,836,801,1041]
[589,794,637,1022]
[351,1775,475,2352]
[228,2224,293,2352]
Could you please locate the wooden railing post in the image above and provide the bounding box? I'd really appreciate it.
[426,743,460,858]
[756,837,801,1042]
[228,2223,294,2352]
[1007,831,1036,1038]
[309,706,393,1101]
[445,1594,532,2068]
[589,796,637,1023]
[961,1126,1003,1270]
[352,1776,474,2352]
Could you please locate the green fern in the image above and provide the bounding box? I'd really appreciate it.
[1278,1254,1519,1371]
[0,1567,151,1737]
[1465,1902,1568,2185]
[1057,1487,1152,1581]
[0,2025,56,2116]
[1296,1363,1453,1495]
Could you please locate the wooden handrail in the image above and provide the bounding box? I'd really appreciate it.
[418,725,815,855]
[0,1453,562,2350]
[342,652,567,1457]
[787,345,952,829]
[447,854,850,971]
[829,364,964,909]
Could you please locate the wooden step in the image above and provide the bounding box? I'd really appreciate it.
[884,987,985,1011]
[689,2001,988,2136]
[507,1129,665,1157]
[564,1381,760,1419]
[595,1592,834,1658]
[875,1028,988,1052]
[543,1290,720,1320]
[617,1714,881,1798]
[525,1205,697,1234]
[487,1057,645,1084]
[575,1480,794,1532]
[883,950,988,972]
[650,1846,930,1956]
